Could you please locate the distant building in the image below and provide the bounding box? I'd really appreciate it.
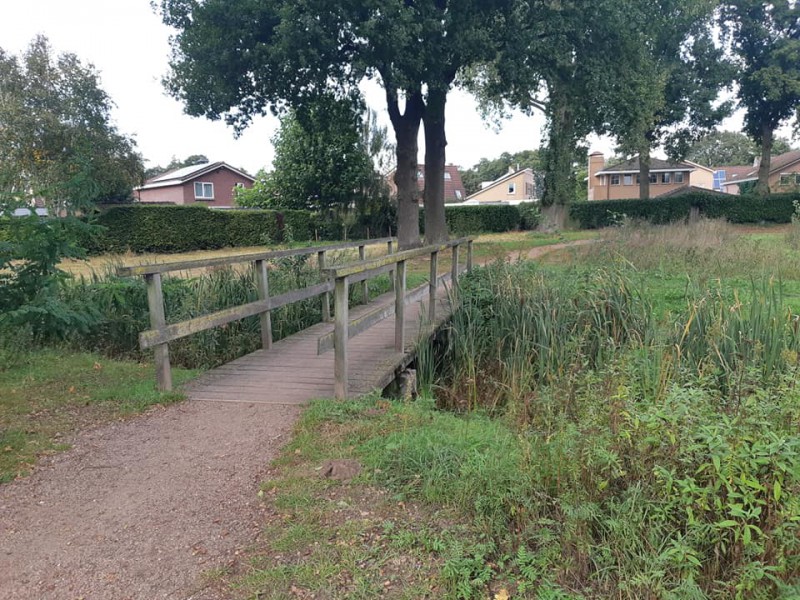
[464,167,540,205]
[587,153,715,200]
[718,150,800,195]
[134,162,254,208]
[386,164,467,203]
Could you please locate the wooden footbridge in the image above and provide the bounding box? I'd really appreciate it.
[117,237,473,404]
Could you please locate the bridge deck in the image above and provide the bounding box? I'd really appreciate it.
[186,283,454,405]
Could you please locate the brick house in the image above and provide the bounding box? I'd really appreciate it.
[587,153,715,200]
[465,167,540,204]
[134,162,254,208]
[719,150,800,194]
[386,164,467,203]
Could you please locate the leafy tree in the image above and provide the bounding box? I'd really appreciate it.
[720,0,800,195]
[687,131,795,166]
[235,95,377,214]
[609,0,733,199]
[159,0,516,248]
[0,36,143,212]
[461,150,543,196]
[144,154,210,179]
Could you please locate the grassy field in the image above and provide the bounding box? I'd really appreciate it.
[227,219,800,599]
[0,350,196,483]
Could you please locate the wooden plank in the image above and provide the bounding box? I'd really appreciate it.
[429,250,438,322]
[318,250,331,322]
[117,237,395,277]
[359,244,369,303]
[334,276,349,399]
[325,237,472,278]
[387,240,395,291]
[395,260,406,352]
[255,259,272,350]
[146,273,172,391]
[467,240,474,272]
[139,281,333,348]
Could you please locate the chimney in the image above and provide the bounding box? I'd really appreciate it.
[588,152,605,201]
[507,165,515,175]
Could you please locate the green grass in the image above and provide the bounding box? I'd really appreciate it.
[0,350,196,483]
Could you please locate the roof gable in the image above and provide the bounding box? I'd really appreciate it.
[596,156,696,175]
[137,162,255,191]
[465,168,533,199]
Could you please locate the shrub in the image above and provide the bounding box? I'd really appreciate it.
[82,205,318,254]
[569,191,800,229]
[420,204,523,236]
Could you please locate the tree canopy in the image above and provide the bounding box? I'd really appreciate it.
[461,150,543,196]
[0,36,143,212]
[721,0,800,194]
[686,131,795,167]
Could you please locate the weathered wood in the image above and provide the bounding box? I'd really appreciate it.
[146,273,172,391]
[324,237,472,278]
[139,281,334,348]
[467,240,474,272]
[255,259,272,350]
[334,276,349,399]
[429,250,438,322]
[117,237,395,277]
[451,245,459,302]
[395,260,406,352]
[387,240,395,291]
[358,245,368,303]
[318,250,331,322]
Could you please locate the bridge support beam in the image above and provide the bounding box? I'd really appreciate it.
[395,260,407,352]
[146,273,172,391]
[318,251,331,322]
[255,259,273,350]
[334,275,349,399]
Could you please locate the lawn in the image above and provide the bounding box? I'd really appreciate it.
[0,350,196,483]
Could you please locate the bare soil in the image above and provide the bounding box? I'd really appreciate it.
[0,400,299,600]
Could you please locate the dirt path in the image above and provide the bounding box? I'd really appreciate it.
[0,401,299,600]
[524,238,597,260]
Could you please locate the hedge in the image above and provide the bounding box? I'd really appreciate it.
[83,205,317,254]
[420,203,535,235]
[569,191,800,229]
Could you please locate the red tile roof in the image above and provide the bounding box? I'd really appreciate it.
[414,165,467,202]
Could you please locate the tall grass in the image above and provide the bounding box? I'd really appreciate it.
[388,261,800,598]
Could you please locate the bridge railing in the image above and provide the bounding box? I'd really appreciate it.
[117,237,396,391]
[323,237,474,399]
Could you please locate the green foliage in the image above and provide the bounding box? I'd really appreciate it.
[83,205,317,254]
[687,131,795,167]
[418,205,528,236]
[0,36,143,211]
[569,191,800,229]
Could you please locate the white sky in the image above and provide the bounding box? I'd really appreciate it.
[1,1,792,176]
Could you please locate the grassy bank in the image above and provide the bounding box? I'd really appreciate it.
[0,350,196,483]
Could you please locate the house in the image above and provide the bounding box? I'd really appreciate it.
[587,152,715,200]
[386,164,467,203]
[134,161,255,208]
[464,167,540,205]
[718,150,800,195]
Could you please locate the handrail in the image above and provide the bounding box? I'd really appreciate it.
[120,237,397,391]
[117,237,395,277]
[328,236,474,399]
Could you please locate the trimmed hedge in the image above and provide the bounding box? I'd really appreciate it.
[420,204,533,235]
[83,205,316,254]
[569,191,800,229]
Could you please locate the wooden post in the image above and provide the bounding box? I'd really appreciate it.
[358,244,368,303]
[334,276,349,399]
[255,259,273,350]
[429,250,438,322]
[146,273,172,391]
[387,240,395,291]
[467,240,474,272]
[318,250,331,322]
[451,244,459,281]
[395,260,406,352]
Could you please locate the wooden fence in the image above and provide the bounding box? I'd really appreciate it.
[117,238,396,391]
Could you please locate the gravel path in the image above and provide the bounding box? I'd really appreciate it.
[0,400,299,600]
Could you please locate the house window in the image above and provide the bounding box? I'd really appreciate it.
[662,173,672,184]
[675,172,685,184]
[610,174,621,186]
[636,174,640,184]
[455,190,463,201]
[508,182,516,194]
[194,182,214,199]
[444,172,452,180]
[649,173,657,184]
[623,174,633,185]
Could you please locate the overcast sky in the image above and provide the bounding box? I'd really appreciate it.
[2,1,786,177]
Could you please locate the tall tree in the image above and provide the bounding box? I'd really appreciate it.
[159,0,515,248]
[720,0,800,195]
[610,0,732,199]
[0,36,143,212]
[687,130,795,166]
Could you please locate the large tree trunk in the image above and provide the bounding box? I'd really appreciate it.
[756,125,773,196]
[422,87,449,244]
[386,87,424,249]
[542,86,576,207]
[639,144,651,200]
